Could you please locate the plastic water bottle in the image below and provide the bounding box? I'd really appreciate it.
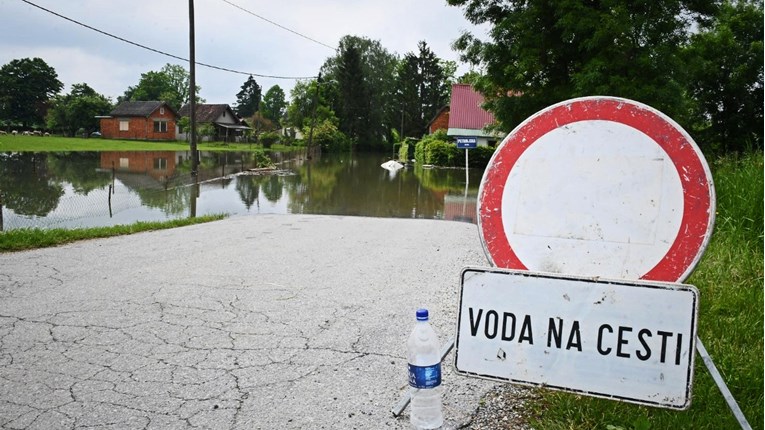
[407,308,444,429]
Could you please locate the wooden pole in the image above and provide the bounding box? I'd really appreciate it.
[189,0,198,177]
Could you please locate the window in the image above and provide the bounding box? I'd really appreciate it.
[154,120,168,133]
[160,107,165,115]
[153,158,168,170]
[119,158,129,168]
[119,120,129,131]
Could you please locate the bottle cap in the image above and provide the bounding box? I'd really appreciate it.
[416,308,429,321]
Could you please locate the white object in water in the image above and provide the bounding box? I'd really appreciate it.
[381,160,404,171]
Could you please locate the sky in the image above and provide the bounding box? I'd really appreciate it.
[0,0,488,106]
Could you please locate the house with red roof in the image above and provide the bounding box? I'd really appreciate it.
[445,84,504,147]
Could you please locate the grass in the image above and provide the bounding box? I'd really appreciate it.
[0,214,226,252]
[526,152,763,430]
[0,134,301,152]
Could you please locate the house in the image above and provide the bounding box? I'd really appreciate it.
[177,104,251,142]
[446,84,504,147]
[98,101,178,141]
[427,105,450,134]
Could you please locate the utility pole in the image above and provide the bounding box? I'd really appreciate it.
[306,72,321,160]
[189,0,198,177]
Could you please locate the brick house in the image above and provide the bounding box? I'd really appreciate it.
[427,105,450,134]
[98,101,178,141]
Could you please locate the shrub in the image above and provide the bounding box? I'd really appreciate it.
[259,131,280,148]
[304,119,352,152]
[425,140,456,166]
[468,145,497,168]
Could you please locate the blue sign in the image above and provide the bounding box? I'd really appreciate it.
[456,137,478,149]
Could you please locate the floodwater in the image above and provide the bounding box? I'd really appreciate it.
[0,150,482,231]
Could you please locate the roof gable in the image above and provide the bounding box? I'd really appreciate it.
[178,104,238,123]
[110,101,176,117]
[447,84,496,130]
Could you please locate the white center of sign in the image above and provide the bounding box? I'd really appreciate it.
[500,120,684,279]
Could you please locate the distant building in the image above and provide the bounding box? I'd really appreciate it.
[177,104,250,142]
[446,84,504,147]
[98,101,178,141]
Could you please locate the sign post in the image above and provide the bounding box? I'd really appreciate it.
[456,136,477,187]
[463,96,748,419]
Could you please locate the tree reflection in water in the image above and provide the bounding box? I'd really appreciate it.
[0,151,481,231]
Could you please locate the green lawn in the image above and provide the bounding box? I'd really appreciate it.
[0,215,227,252]
[0,134,298,152]
[528,152,763,430]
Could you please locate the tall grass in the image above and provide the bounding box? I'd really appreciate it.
[528,152,763,430]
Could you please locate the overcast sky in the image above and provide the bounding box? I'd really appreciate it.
[1,0,488,106]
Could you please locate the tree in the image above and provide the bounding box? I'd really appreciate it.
[685,0,763,153]
[286,78,338,131]
[121,63,201,110]
[321,35,399,150]
[449,0,717,132]
[161,64,197,110]
[249,111,277,139]
[261,85,287,126]
[336,40,367,143]
[235,76,262,117]
[395,41,452,138]
[47,83,113,136]
[0,57,63,128]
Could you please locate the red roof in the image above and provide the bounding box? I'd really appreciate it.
[447,84,495,130]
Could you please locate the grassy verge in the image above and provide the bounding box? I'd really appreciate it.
[526,152,763,430]
[0,135,302,152]
[0,214,226,252]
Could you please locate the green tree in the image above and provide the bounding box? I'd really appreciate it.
[286,80,311,130]
[261,85,287,126]
[161,63,198,109]
[0,57,63,128]
[336,40,367,143]
[286,78,338,132]
[121,64,200,110]
[46,83,112,137]
[235,76,262,117]
[685,0,763,153]
[395,41,453,139]
[321,35,399,150]
[449,0,717,132]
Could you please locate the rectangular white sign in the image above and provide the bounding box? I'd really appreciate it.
[454,267,699,409]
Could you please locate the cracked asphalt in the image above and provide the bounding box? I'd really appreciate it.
[0,214,497,429]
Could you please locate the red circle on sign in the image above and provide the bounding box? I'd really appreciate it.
[478,97,715,282]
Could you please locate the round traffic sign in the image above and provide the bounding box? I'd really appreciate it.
[478,96,715,282]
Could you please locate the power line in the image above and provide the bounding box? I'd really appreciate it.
[221,0,336,52]
[19,0,318,80]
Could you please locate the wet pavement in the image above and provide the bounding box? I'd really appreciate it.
[0,214,498,429]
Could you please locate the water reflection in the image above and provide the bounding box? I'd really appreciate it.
[0,151,481,231]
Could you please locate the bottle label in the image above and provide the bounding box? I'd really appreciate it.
[408,363,441,389]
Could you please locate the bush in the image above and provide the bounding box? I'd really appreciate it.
[258,131,280,148]
[304,119,352,152]
[468,145,497,168]
[425,140,456,166]
[252,149,273,168]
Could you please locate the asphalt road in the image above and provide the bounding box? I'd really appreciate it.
[0,214,498,429]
